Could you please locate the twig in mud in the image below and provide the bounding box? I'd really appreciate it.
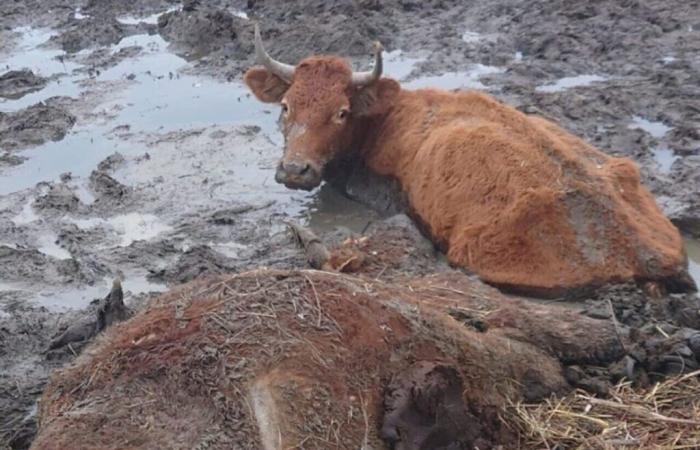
[606,299,627,353]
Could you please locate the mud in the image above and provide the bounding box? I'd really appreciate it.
[0,101,76,152]
[0,71,47,101]
[0,0,698,448]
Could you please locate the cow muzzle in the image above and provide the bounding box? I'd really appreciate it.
[274,160,321,191]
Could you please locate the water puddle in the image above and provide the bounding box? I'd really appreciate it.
[383,50,502,91]
[404,64,503,91]
[37,233,71,259]
[34,272,166,310]
[0,27,82,110]
[685,238,700,287]
[72,213,173,247]
[628,116,672,138]
[628,116,678,173]
[0,32,278,195]
[117,5,181,25]
[536,74,607,93]
[12,199,39,225]
[74,8,89,20]
[461,30,482,43]
[651,147,678,173]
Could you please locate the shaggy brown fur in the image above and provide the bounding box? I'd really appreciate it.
[32,269,626,450]
[245,56,694,297]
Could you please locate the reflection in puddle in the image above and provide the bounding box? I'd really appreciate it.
[536,74,607,93]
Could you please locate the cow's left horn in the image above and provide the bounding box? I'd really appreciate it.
[351,41,383,87]
[254,23,295,82]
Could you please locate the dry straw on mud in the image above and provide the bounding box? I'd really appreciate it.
[512,370,700,449]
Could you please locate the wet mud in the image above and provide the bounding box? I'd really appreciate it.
[0,0,699,448]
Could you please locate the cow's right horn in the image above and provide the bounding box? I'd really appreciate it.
[351,41,384,87]
[254,23,295,82]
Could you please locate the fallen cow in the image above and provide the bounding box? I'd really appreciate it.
[33,269,631,449]
[244,25,695,297]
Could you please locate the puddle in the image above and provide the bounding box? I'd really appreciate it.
[12,199,39,225]
[74,8,89,20]
[211,241,248,259]
[34,272,165,310]
[685,238,700,288]
[536,74,607,93]
[404,64,503,91]
[461,30,482,43]
[231,10,249,20]
[514,51,523,61]
[652,147,678,173]
[0,33,277,195]
[72,213,173,247]
[662,56,676,64]
[628,116,672,139]
[628,117,677,173]
[117,6,181,25]
[37,233,71,259]
[0,27,82,110]
[305,184,382,234]
[383,50,502,91]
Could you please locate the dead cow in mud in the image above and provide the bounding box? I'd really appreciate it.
[244,25,696,298]
[32,269,640,450]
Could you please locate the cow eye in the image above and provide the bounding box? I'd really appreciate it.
[337,108,349,120]
[281,102,289,115]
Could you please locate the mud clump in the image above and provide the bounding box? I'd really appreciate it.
[147,245,238,284]
[88,169,131,207]
[48,279,129,351]
[50,17,137,53]
[0,100,76,152]
[157,6,249,59]
[0,245,88,286]
[33,183,81,214]
[0,70,47,100]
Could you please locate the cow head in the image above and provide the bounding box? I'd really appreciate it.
[244,25,399,190]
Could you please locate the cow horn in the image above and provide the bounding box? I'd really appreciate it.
[254,23,295,82]
[351,41,384,87]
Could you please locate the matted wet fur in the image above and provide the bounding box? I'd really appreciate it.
[33,267,633,449]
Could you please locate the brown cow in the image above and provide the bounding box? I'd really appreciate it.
[244,25,695,297]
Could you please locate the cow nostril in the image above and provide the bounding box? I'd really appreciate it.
[300,164,310,175]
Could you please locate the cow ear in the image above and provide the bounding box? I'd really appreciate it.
[244,67,290,103]
[351,78,400,117]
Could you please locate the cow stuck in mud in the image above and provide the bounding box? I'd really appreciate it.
[245,25,696,298]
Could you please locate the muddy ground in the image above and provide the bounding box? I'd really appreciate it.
[0,0,699,448]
